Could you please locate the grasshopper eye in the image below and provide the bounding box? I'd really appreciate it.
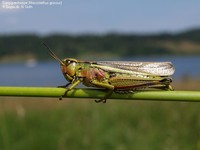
[64,58,77,66]
[64,60,71,66]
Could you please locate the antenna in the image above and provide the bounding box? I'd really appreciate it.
[42,42,64,65]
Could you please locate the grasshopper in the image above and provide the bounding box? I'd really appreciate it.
[44,43,175,103]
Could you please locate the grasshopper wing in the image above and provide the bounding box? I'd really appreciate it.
[96,61,175,76]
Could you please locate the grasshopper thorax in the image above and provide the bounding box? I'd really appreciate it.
[61,58,78,81]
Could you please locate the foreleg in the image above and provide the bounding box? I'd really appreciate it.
[59,79,82,100]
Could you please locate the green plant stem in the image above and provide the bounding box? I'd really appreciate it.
[0,86,200,101]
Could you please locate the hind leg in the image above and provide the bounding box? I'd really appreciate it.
[148,84,174,90]
[90,80,114,103]
[149,77,173,90]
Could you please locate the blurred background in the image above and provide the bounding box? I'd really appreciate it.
[0,0,200,149]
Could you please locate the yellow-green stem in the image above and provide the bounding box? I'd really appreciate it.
[0,86,200,102]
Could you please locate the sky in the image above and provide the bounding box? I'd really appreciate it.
[0,0,200,35]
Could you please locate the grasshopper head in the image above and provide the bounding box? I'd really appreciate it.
[43,42,77,82]
[61,58,77,81]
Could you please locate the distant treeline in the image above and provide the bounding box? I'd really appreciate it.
[0,28,200,61]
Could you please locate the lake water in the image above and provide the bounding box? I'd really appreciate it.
[0,56,199,86]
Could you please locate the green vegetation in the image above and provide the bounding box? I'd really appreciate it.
[0,28,200,62]
[0,99,200,150]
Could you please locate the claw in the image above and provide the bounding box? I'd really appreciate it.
[60,88,70,100]
[59,96,63,100]
[57,87,70,100]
